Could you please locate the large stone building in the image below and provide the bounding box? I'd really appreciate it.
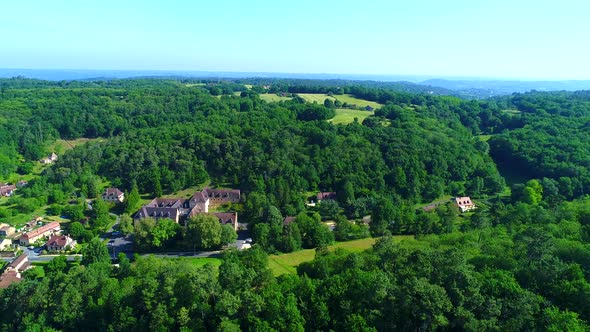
[135,188,240,229]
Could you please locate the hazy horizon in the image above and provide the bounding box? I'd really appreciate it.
[2,1,589,80]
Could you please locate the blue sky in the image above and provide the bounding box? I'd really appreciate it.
[1,0,589,79]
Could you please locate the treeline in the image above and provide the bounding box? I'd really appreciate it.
[4,196,590,330]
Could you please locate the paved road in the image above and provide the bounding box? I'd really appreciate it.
[1,254,81,263]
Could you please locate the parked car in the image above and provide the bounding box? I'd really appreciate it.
[244,238,253,244]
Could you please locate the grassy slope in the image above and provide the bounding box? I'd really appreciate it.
[336,94,383,109]
[259,94,293,103]
[329,109,374,125]
[268,236,411,276]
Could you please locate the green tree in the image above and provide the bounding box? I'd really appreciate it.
[119,213,134,234]
[186,213,222,250]
[151,219,179,248]
[523,179,543,205]
[125,182,141,214]
[220,224,238,246]
[81,237,111,265]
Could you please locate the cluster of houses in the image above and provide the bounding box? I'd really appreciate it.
[0,220,76,253]
[133,187,241,229]
[0,253,31,289]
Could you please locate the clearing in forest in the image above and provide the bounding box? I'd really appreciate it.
[329,108,374,125]
[297,93,383,109]
[268,236,411,276]
[259,94,292,103]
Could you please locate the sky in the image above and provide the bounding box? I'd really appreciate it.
[1,0,589,80]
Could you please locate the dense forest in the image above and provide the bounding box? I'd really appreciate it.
[3,78,590,330]
[3,196,590,331]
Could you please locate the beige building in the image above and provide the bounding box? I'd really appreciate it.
[46,235,77,252]
[0,223,15,237]
[19,222,61,246]
[102,187,125,203]
[0,238,13,251]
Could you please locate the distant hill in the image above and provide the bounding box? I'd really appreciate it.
[422,79,590,97]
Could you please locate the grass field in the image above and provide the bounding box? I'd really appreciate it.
[415,195,453,210]
[297,93,336,104]
[336,94,383,109]
[259,94,292,103]
[178,257,223,268]
[297,94,382,109]
[478,135,493,142]
[501,109,521,115]
[51,138,105,155]
[268,236,411,276]
[330,109,374,125]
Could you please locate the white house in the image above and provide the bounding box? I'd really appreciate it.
[455,197,476,212]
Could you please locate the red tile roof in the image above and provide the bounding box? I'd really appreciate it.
[22,222,60,240]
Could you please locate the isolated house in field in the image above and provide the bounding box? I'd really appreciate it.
[455,197,476,212]
[365,105,374,111]
[102,187,125,203]
[40,152,58,164]
[0,184,16,197]
[317,192,337,202]
[46,235,77,252]
[18,222,61,246]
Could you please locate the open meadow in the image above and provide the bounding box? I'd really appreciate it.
[267,236,411,276]
[329,108,374,124]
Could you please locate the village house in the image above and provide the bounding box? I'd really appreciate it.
[0,253,31,289]
[16,180,28,188]
[455,196,476,212]
[40,152,58,164]
[46,235,77,252]
[19,221,61,246]
[0,223,15,237]
[0,184,16,197]
[135,188,240,229]
[102,187,125,203]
